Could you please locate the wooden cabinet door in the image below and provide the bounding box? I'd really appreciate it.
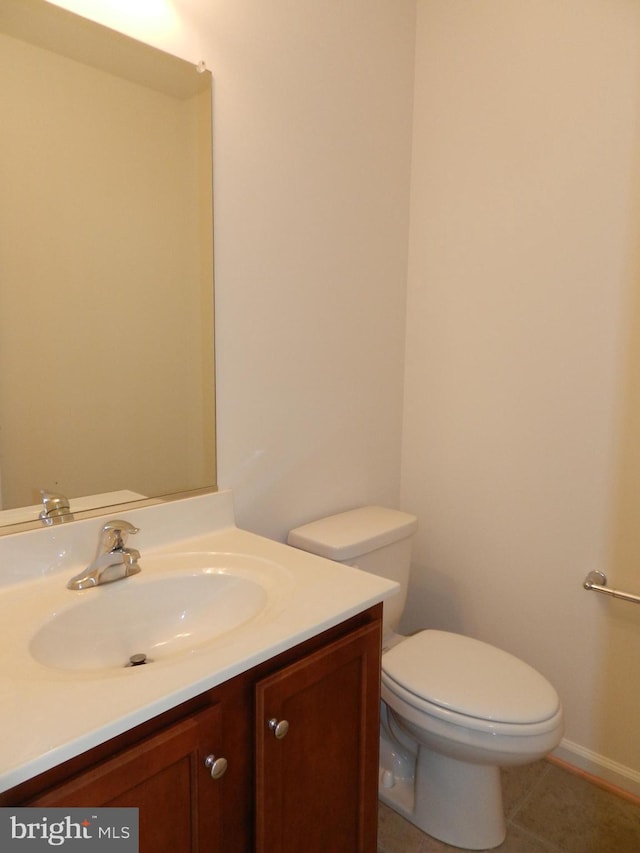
[255,621,381,853]
[29,704,225,853]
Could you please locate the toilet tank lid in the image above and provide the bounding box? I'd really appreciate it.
[287,506,417,561]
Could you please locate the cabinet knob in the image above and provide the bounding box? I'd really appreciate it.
[268,718,289,739]
[204,754,228,779]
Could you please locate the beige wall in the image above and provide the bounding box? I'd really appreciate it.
[0,30,213,507]
[402,0,640,792]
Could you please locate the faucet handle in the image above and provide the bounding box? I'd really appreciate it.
[99,519,139,552]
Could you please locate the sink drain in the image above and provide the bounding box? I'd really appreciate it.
[127,653,149,667]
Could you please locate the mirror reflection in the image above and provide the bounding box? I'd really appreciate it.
[0,0,216,530]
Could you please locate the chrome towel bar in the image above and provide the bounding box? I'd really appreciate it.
[583,571,640,605]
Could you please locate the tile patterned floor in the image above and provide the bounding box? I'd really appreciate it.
[378,760,640,852]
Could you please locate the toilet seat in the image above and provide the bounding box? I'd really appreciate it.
[382,630,561,728]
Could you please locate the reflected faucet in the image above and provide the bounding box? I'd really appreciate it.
[39,490,74,525]
[67,520,141,590]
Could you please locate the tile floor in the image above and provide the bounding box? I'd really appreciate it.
[377,760,640,852]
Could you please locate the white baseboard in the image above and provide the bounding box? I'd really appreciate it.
[552,738,640,799]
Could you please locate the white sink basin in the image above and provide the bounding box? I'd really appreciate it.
[29,552,289,672]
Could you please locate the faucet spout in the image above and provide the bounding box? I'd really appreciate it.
[67,520,141,590]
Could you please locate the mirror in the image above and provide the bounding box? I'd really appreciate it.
[0,0,216,532]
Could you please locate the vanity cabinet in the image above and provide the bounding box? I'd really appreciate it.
[2,606,382,853]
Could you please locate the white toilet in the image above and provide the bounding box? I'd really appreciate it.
[288,506,564,850]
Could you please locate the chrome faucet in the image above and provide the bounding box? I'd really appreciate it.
[67,520,141,590]
[39,490,74,525]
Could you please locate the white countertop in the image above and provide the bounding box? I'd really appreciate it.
[0,491,397,792]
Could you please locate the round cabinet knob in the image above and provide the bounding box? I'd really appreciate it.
[204,754,228,779]
[268,718,289,739]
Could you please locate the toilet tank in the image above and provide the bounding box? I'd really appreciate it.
[287,506,417,633]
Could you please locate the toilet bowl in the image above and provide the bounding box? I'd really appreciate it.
[380,629,563,848]
[288,507,564,850]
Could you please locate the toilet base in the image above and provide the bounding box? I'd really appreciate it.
[379,735,506,850]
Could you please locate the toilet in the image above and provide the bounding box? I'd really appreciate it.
[288,506,563,850]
